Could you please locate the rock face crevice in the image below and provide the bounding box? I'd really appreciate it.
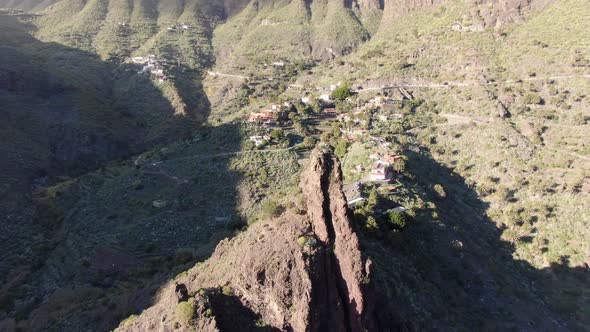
[301,147,374,332]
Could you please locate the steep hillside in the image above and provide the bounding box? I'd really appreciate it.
[279,0,589,327]
[0,10,201,278]
[0,0,589,331]
[113,146,583,331]
[114,147,374,331]
[0,11,216,331]
[16,127,300,331]
[0,0,58,12]
[213,0,379,65]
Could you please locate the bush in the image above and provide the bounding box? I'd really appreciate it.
[402,99,424,113]
[523,93,543,105]
[297,235,318,247]
[334,140,349,159]
[261,200,283,218]
[392,158,406,173]
[433,184,447,199]
[221,285,233,296]
[270,128,285,141]
[331,82,352,101]
[302,136,317,149]
[176,298,196,324]
[364,216,381,236]
[120,315,138,328]
[387,211,407,230]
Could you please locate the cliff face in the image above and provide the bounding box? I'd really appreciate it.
[301,147,374,332]
[115,147,374,332]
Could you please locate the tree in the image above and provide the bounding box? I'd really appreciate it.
[302,136,317,149]
[366,187,379,208]
[270,128,284,141]
[364,216,381,236]
[387,211,407,230]
[288,111,301,123]
[331,82,352,101]
[392,158,406,173]
[334,140,349,159]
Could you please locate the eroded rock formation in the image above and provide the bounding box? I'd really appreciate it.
[301,147,374,332]
[115,147,374,331]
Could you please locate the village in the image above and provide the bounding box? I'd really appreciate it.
[241,70,414,213]
[128,54,169,83]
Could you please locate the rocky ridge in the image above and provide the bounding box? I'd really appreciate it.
[115,147,374,331]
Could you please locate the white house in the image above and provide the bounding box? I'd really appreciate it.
[132,56,146,64]
[347,197,365,208]
[369,160,393,181]
[249,135,269,147]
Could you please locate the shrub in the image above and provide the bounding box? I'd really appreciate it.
[387,211,407,230]
[364,216,381,236]
[523,93,543,105]
[334,140,349,159]
[297,235,318,247]
[402,99,424,113]
[120,315,138,328]
[221,285,233,296]
[331,82,352,101]
[433,184,447,199]
[302,136,317,149]
[176,298,196,324]
[131,179,143,190]
[261,200,283,218]
[270,128,285,141]
[392,158,406,173]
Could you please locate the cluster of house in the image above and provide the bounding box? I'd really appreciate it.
[167,23,190,32]
[130,55,168,83]
[247,102,292,127]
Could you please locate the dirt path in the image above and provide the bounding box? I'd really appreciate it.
[138,145,298,183]
[206,70,250,81]
[354,73,590,93]
[141,168,189,184]
[438,113,494,125]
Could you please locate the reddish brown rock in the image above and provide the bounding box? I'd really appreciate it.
[301,147,374,332]
[115,147,374,332]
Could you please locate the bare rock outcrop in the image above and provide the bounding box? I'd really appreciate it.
[301,147,374,332]
[115,147,374,332]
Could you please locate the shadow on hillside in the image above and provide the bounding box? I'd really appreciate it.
[0,13,244,332]
[363,148,588,331]
[208,291,282,332]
